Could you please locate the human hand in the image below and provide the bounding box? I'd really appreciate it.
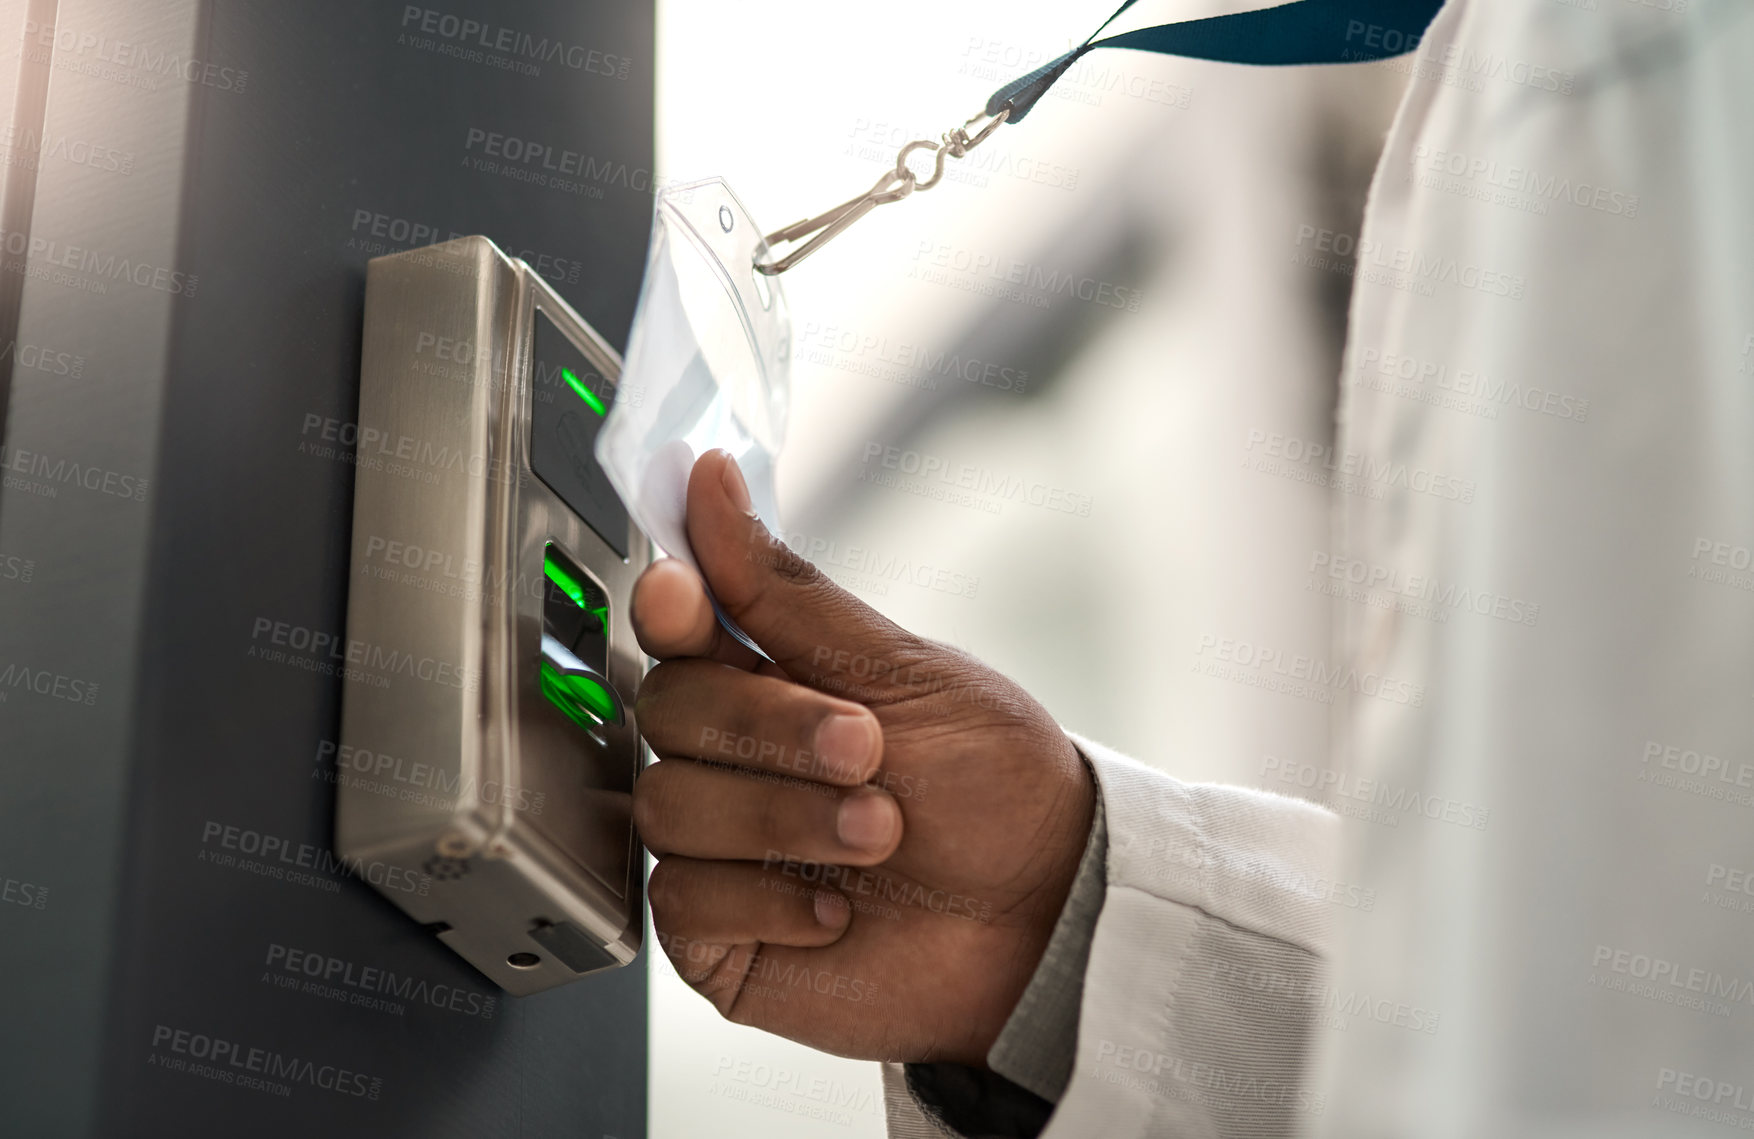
[630,449,1094,1066]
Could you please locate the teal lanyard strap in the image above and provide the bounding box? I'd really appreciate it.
[755,0,1446,273]
[989,0,1446,123]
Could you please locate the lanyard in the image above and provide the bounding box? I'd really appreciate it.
[756,0,1445,274]
[992,0,1443,123]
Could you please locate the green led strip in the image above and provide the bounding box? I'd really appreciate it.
[544,547,609,636]
[562,366,607,417]
[544,548,587,608]
[539,659,619,728]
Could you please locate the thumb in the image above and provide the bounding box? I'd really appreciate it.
[685,449,919,687]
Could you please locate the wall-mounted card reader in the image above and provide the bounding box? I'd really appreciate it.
[337,237,647,996]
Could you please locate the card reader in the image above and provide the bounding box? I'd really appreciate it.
[336,236,647,995]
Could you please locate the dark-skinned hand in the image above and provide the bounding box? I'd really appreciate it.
[630,449,1094,1066]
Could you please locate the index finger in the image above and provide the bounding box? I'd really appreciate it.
[636,658,883,785]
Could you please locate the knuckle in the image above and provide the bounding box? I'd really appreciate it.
[724,994,763,1028]
[662,933,721,986]
[754,785,794,853]
[633,662,680,726]
[646,858,684,918]
[749,688,806,752]
[631,765,679,843]
[763,537,826,589]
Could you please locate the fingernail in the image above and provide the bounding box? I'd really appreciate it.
[815,713,879,781]
[813,889,850,929]
[836,792,898,853]
[720,452,754,515]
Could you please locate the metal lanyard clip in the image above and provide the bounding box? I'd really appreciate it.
[754,106,1008,275]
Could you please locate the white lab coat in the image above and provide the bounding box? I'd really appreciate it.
[887,1,1754,1135]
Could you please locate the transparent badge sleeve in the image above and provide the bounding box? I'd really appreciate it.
[595,178,790,651]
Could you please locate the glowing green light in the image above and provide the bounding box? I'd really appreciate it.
[562,367,607,417]
[539,659,619,728]
[544,550,588,609]
[545,546,609,636]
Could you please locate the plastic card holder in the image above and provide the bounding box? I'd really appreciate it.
[597,179,790,648]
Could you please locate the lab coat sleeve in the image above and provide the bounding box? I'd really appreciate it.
[882,733,1340,1138]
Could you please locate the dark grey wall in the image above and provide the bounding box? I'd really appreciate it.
[0,2,655,1135]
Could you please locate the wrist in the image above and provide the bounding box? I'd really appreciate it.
[969,744,1098,1060]
[986,746,1108,1102]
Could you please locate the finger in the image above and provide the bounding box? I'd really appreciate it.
[634,759,903,865]
[684,450,925,681]
[630,557,763,669]
[650,930,736,987]
[648,856,851,948]
[636,658,883,785]
[660,938,758,1016]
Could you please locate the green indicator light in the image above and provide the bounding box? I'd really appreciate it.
[539,659,620,727]
[544,549,588,610]
[562,367,607,417]
[539,661,597,729]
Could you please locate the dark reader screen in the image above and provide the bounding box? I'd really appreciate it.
[529,310,631,558]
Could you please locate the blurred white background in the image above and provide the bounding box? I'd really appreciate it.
[648,2,1404,1134]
